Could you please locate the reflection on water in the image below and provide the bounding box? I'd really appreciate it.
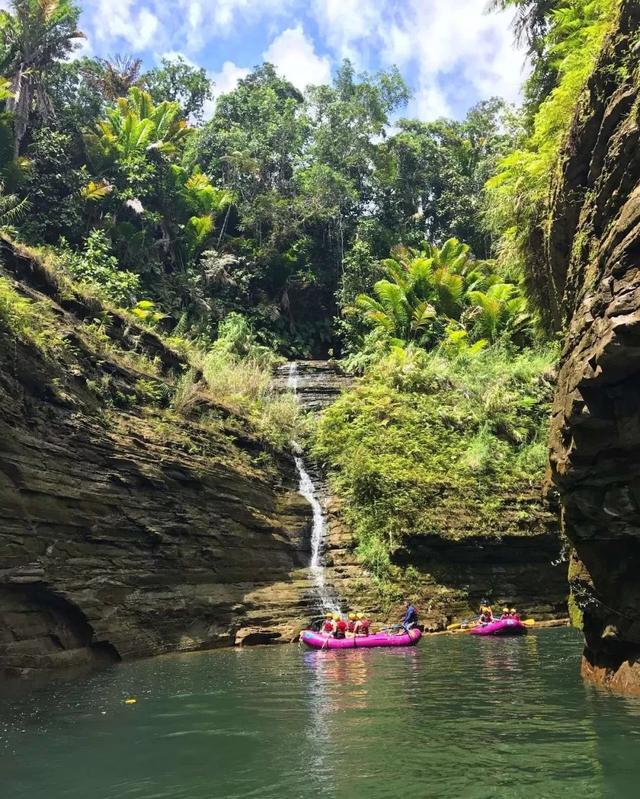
[1,629,640,799]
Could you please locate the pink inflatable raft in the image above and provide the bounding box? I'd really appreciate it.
[469,618,527,636]
[301,628,422,650]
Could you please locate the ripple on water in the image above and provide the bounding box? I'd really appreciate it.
[1,629,640,799]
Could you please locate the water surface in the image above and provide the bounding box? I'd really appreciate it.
[1,628,639,799]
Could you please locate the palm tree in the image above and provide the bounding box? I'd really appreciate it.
[355,237,533,349]
[466,283,533,344]
[0,0,84,156]
[84,87,191,170]
[355,238,474,345]
[82,55,144,102]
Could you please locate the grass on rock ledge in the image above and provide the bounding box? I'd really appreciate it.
[0,239,301,458]
[312,344,558,579]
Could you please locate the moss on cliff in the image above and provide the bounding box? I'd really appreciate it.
[313,345,558,579]
[538,0,640,690]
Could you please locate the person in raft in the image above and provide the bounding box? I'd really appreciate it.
[321,612,334,634]
[354,613,370,636]
[478,602,494,625]
[333,613,348,639]
[347,612,358,634]
[510,608,520,621]
[400,600,418,633]
[500,607,511,620]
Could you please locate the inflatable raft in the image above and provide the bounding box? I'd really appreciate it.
[469,618,527,636]
[301,628,422,650]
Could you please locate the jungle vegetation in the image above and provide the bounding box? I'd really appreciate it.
[0,0,622,574]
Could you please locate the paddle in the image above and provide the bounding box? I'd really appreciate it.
[447,620,473,631]
[376,624,403,634]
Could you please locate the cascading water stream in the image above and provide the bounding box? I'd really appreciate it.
[287,362,339,612]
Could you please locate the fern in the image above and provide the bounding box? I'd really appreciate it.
[0,180,28,229]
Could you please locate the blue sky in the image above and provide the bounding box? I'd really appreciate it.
[70,0,529,121]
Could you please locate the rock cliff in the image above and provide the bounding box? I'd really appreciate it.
[0,239,317,678]
[544,0,640,692]
[320,498,566,629]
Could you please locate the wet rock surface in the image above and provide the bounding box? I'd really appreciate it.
[273,360,352,412]
[320,498,566,629]
[543,0,640,692]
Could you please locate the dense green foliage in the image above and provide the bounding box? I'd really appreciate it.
[353,238,532,354]
[313,345,557,577]
[0,0,532,357]
[486,0,620,329]
[0,0,621,354]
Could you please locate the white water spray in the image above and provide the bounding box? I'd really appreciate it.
[286,361,299,393]
[287,362,339,612]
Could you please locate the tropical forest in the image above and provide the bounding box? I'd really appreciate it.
[1,0,639,797]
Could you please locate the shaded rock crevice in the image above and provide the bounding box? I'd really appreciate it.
[0,583,120,678]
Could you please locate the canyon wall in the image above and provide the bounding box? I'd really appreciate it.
[544,0,640,692]
[0,239,316,678]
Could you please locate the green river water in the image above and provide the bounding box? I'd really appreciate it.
[1,627,640,799]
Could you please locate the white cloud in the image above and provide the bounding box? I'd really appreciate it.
[412,84,453,121]
[311,0,529,120]
[311,0,386,67]
[178,0,295,50]
[402,0,528,120]
[263,25,331,90]
[211,60,251,96]
[81,0,298,57]
[89,1,162,51]
[76,0,529,123]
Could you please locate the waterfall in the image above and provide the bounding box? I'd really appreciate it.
[286,361,299,393]
[287,362,339,612]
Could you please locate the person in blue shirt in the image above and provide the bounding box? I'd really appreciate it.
[401,600,418,632]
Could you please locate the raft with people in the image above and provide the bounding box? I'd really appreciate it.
[469,618,527,636]
[301,601,422,650]
[301,627,422,649]
[468,603,528,636]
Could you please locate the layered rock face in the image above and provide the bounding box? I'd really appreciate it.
[0,240,317,678]
[545,0,640,692]
[321,500,566,629]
